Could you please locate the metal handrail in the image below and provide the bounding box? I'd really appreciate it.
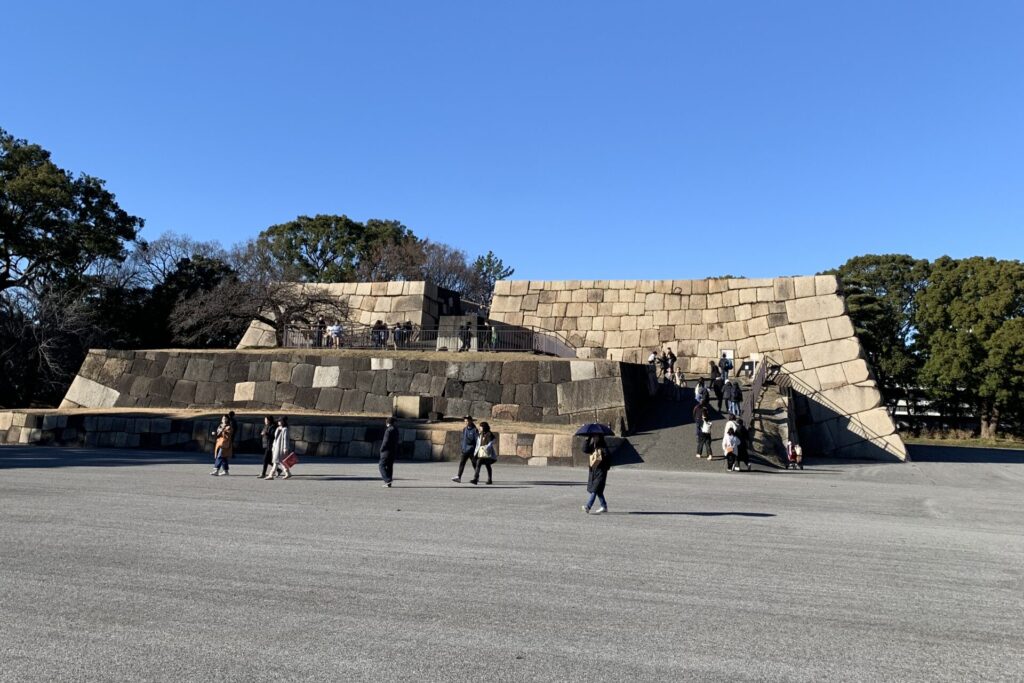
[762,353,898,456]
[281,323,577,357]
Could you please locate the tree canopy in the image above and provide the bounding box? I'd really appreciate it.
[0,128,143,293]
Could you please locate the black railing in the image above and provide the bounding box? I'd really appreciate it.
[762,354,900,458]
[281,324,576,357]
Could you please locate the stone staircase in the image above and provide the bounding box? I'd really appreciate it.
[618,379,786,472]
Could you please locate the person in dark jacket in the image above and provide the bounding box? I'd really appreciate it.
[582,435,611,514]
[727,380,743,416]
[258,415,277,478]
[379,416,399,487]
[712,376,725,412]
[470,421,497,485]
[451,416,479,483]
[718,352,733,380]
[228,411,238,447]
[734,418,751,471]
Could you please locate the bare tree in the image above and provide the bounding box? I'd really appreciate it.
[170,279,349,347]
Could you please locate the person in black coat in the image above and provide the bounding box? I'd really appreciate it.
[582,435,611,514]
[451,416,479,483]
[734,418,751,471]
[379,416,399,488]
[258,415,277,479]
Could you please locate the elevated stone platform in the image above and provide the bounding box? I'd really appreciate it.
[60,348,649,433]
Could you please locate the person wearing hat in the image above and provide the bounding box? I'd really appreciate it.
[451,416,479,483]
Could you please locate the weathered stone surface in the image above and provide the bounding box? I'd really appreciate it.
[234,381,256,402]
[827,316,855,340]
[316,388,343,412]
[270,361,294,383]
[291,364,315,388]
[313,365,340,388]
[394,395,431,419]
[799,338,861,370]
[533,384,558,408]
[340,390,366,413]
[556,377,625,414]
[170,380,197,404]
[63,376,120,409]
[183,358,214,382]
[364,393,393,415]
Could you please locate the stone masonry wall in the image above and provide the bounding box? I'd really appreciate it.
[237,280,449,347]
[490,276,905,460]
[0,411,578,466]
[60,350,638,431]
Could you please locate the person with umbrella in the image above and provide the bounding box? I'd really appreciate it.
[577,424,613,514]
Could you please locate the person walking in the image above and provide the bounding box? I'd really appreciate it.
[266,417,293,480]
[692,399,706,454]
[694,378,709,405]
[452,416,479,483]
[379,416,399,487]
[734,418,752,471]
[210,414,233,476]
[582,435,611,514]
[712,376,725,412]
[258,415,277,478]
[470,421,497,485]
[728,380,743,417]
[718,352,733,380]
[696,408,714,459]
[723,428,741,471]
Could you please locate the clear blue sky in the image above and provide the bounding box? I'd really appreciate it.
[3,1,1022,280]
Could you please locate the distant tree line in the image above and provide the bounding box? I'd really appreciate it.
[828,255,1024,439]
[0,128,513,407]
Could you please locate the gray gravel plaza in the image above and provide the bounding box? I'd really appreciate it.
[1,446,1022,682]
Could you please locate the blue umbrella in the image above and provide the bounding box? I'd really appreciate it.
[575,423,614,436]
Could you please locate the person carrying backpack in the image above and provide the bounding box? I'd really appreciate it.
[718,353,734,380]
[582,435,611,514]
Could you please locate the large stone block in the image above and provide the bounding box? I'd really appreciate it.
[316,388,343,412]
[63,376,120,409]
[556,377,626,413]
[270,361,294,383]
[775,324,805,350]
[313,366,340,388]
[291,364,315,388]
[234,381,256,402]
[801,319,831,345]
[818,384,884,415]
[784,295,845,324]
[827,316,855,340]
[799,338,861,370]
[394,395,431,419]
[170,380,197,404]
[183,358,214,382]
[364,394,393,414]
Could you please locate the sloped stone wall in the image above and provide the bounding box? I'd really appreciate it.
[490,276,905,460]
[237,281,452,347]
[60,350,642,431]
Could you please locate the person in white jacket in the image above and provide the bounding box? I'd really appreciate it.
[723,428,741,471]
[266,417,292,480]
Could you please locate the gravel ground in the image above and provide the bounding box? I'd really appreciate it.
[1,447,1022,682]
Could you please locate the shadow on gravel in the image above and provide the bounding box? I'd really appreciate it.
[0,447,214,469]
[627,511,776,517]
[517,481,586,487]
[907,444,1024,463]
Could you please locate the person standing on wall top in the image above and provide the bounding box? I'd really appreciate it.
[718,352,733,380]
[452,416,479,483]
[379,416,399,488]
[316,315,327,348]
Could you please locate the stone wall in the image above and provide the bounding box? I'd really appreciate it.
[0,411,577,466]
[237,280,453,347]
[60,350,640,431]
[490,276,905,460]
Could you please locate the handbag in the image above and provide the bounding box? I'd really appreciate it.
[282,452,298,469]
[475,443,496,464]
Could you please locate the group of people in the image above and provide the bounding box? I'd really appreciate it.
[691,378,753,471]
[314,315,345,348]
[370,320,416,348]
[209,411,294,480]
[450,416,498,484]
